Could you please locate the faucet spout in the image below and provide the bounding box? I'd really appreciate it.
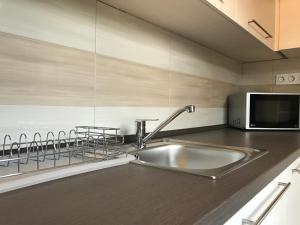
[136,105,195,150]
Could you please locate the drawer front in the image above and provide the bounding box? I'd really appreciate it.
[224,156,300,225]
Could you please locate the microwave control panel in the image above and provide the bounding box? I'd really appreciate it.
[276,73,300,85]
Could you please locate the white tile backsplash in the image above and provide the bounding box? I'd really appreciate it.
[0,105,94,143]
[94,107,226,135]
[0,105,225,143]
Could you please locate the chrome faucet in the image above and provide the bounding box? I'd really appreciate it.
[135,105,195,150]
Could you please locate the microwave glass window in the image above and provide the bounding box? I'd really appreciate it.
[250,95,299,128]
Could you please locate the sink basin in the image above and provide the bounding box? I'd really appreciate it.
[125,139,267,179]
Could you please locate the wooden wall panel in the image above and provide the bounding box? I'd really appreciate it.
[241,84,300,93]
[241,85,273,93]
[96,55,240,107]
[273,85,300,93]
[170,72,212,108]
[170,72,240,108]
[0,31,241,108]
[0,0,95,52]
[0,32,95,106]
[209,81,240,107]
[242,59,300,94]
[96,55,170,107]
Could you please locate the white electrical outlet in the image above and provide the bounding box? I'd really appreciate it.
[276,73,300,85]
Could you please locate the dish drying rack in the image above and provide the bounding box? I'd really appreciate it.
[0,126,125,178]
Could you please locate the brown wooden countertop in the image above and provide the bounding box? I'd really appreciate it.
[0,128,299,225]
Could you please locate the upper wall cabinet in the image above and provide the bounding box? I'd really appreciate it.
[206,0,222,9]
[221,0,236,19]
[235,0,276,50]
[102,0,282,62]
[278,0,300,58]
[208,0,276,49]
[207,0,236,22]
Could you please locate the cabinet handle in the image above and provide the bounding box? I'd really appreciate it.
[242,182,291,225]
[248,20,273,39]
[292,168,300,173]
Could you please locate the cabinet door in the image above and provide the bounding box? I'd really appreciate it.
[224,165,291,225]
[236,0,275,49]
[242,182,289,225]
[279,0,300,50]
[206,0,236,19]
[286,166,300,225]
[225,182,290,225]
[220,0,236,19]
[206,0,222,10]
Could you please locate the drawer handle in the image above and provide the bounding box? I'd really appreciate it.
[248,20,273,39]
[242,182,291,225]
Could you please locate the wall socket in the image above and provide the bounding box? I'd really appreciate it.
[276,73,300,85]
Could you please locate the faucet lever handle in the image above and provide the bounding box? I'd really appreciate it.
[135,119,159,150]
[135,119,159,122]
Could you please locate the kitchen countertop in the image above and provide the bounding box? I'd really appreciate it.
[0,128,299,225]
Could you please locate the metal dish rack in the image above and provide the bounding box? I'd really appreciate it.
[0,126,125,178]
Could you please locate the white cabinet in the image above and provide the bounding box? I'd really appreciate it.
[224,156,300,225]
[250,184,288,225]
[286,163,300,225]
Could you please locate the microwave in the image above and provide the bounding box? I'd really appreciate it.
[228,92,300,130]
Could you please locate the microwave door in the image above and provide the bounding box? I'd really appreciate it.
[249,94,300,129]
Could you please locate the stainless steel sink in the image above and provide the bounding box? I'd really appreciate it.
[124,139,267,179]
